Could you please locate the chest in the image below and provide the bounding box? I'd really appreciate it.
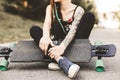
[61,9,74,21]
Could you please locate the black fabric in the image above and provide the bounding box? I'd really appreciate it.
[51,2,66,40]
[30,12,95,45]
[30,26,43,46]
[72,5,78,19]
[75,12,95,39]
[51,4,79,40]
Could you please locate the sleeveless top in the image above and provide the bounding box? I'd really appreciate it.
[51,5,78,40]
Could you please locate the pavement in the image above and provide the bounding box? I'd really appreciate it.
[0,28,120,80]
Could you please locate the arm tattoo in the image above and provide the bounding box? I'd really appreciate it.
[61,8,84,48]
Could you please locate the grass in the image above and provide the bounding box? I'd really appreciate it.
[0,11,43,44]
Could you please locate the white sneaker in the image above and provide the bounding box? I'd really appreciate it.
[68,64,80,78]
[58,57,80,78]
[48,62,61,70]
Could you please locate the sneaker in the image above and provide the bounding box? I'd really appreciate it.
[58,57,80,78]
[48,62,61,70]
[68,64,80,78]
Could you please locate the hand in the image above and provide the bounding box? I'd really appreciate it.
[39,37,52,55]
[48,43,65,59]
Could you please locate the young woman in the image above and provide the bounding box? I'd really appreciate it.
[30,0,95,78]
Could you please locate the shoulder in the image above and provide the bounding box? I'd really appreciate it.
[73,5,84,18]
[76,6,84,14]
[72,4,84,12]
[72,4,84,16]
[46,5,51,12]
[46,5,51,9]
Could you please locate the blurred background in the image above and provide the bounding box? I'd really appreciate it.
[0,0,120,43]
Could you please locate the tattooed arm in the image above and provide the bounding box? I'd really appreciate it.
[61,7,84,49]
[48,7,84,59]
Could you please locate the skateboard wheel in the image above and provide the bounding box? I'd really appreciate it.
[95,59,104,72]
[94,41,103,46]
[0,60,9,71]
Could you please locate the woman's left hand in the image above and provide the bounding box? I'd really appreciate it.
[48,43,65,59]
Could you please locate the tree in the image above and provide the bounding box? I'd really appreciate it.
[4,0,96,21]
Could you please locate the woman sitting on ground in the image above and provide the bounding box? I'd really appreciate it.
[30,0,95,78]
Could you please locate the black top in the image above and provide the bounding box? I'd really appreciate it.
[51,5,78,40]
[62,6,78,32]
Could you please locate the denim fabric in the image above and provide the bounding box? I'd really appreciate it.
[58,57,73,74]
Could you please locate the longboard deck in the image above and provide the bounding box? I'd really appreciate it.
[10,39,92,63]
[1,39,115,63]
[10,40,44,62]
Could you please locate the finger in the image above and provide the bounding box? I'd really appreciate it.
[52,52,59,59]
[48,47,53,52]
[50,53,55,59]
[49,52,53,59]
[48,50,54,58]
[53,51,62,59]
[48,47,56,53]
[49,49,56,55]
[50,51,58,59]
[48,51,53,56]
[48,48,56,56]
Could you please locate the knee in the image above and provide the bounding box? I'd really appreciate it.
[84,12,95,22]
[30,26,41,33]
[29,25,43,38]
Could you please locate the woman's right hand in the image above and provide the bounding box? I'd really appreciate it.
[39,37,52,55]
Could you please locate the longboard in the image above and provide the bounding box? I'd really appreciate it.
[0,39,116,71]
[0,39,116,63]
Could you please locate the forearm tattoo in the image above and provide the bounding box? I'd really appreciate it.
[62,8,84,48]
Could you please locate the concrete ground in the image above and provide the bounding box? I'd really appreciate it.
[0,28,120,80]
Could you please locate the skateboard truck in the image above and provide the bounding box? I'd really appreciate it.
[0,46,12,54]
[95,46,108,54]
[0,46,12,71]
